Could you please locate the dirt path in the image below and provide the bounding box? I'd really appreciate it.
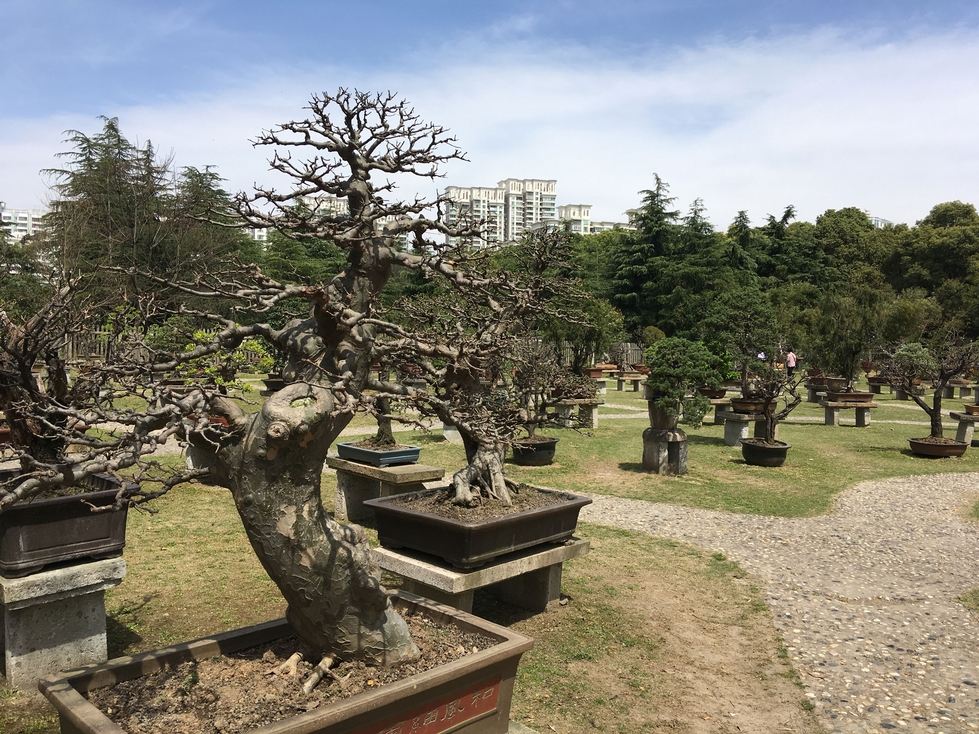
[582,473,979,733]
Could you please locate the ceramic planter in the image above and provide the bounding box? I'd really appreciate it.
[39,592,533,734]
[730,398,765,414]
[740,439,791,467]
[510,437,558,466]
[697,387,727,399]
[907,438,967,458]
[586,367,605,379]
[0,470,132,577]
[965,404,979,416]
[365,487,591,569]
[336,442,422,467]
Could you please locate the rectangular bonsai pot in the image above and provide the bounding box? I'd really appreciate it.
[0,471,132,577]
[337,442,422,467]
[364,487,592,569]
[39,592,533,734]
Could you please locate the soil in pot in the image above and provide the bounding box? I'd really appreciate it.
[347,437,416,451]
[89,609,498,734]
[387,484,564,523]
[740,438,791,468]
[908,436,968,458]
[511,435,558,466]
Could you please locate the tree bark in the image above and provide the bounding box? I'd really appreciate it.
[202,383,418,667]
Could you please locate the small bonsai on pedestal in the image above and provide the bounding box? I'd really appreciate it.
[881,333,979,457]
[641,337,721,475]
[739,359,804,467]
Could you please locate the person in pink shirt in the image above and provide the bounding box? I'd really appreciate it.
[785,348,797,377]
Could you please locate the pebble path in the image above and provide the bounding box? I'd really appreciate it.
[582,474,979,733]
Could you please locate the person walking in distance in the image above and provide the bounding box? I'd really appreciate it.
[785,348,797,377]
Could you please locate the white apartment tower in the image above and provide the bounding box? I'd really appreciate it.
[442,186,506,245]
[498,179,557,242]
[0,201,47,241]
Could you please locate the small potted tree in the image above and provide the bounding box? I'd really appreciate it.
[881,334,979,457]
[336,393,422,466]
[641,337,722,474]
[739,359,804,467]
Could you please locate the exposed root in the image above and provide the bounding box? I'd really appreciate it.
[451,444,514,506]
[302,655,336,694]
[268,651,303,678]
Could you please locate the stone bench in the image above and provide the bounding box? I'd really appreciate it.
[722,412,769,446]
[948,412,979,445]
[806,385,827,403]
[710,398,732,425]
[374,538,590,614]
[821,401,878,427]
[553,398,604,428]
[943,383,974,399]
[616,374,644,392]
[1,558,126,692]
[326,457,444,524]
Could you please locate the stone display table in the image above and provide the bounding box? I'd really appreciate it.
[615,373,644,392]
[592,377,607,396]
[948,411,979,445]
[1,558,126,692]
[868,381,891,395]
[821,401,877,427]
[553,398,604,428]
[895,386,925,401]
[806,385,827,403]
[943,383,974,399]
[642,427,687,474]
[722,412,768,446]
[326,457,444,523]
[374,538,590,614]
[710,398,732,425]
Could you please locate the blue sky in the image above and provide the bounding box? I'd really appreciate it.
[3,0,979,225]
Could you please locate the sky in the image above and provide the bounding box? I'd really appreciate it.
[2,0,978,227]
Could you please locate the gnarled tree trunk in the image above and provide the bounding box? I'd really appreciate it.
[201,384,418,667]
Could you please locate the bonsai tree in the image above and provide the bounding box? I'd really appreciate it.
[511,341,598,439]
[744,358,804,445]
[1,89,588,690]
[809,285,886,391]
[643,337,722,429]
[881,332,979,441]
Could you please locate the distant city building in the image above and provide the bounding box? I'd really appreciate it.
[529,202,635,236]
[442,179,556,245]
[248,227,268,243]
[868,215,893,229]
[442,186,507,245]
[0,201,47,241]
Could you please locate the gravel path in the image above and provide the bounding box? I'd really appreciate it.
[582,473,979,733]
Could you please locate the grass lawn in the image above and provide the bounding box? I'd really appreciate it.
[390,381,979,517]
[962,588,979,615]
[1,485,822,734]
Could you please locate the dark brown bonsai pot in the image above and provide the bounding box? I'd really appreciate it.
[364,487,591,569]
[39,592,533,734]
[907,437,967,458]
[823,377,847,392]
[697,386,727,399]
[730,398,765,414]
[740,439,791,467]
[510,436,558,466]
[586,367,605,379]
[965,404,979,416]
[0,470,133,577]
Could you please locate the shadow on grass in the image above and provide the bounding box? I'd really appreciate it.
[472,590,557,626]
[617,462,650,474]
[106,594,157,657]
[686,433,729,447]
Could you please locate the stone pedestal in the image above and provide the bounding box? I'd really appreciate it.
[593,378,607,396]
[326,457,444,524]
[821,401,877,427]
[554,399,602,429]
[806,386,826,403]
[374,539,589,614]
[949,412,979,444]
[959,385,973,399]
[869,383,882,394]
[641,427,687,475]
[441,422,463,445]
[722,413,767,446]
[942,384,956,399]
[711,399,732,425]
[0,558,126,692]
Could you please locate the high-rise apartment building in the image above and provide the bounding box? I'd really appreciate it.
[0,201,47,241]
[442,179,556,245]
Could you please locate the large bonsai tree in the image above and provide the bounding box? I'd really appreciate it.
[0,90,581,690]
[881,332,979,439]
[643,337,722,428]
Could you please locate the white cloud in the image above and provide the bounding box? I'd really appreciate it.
[2,27,978,228]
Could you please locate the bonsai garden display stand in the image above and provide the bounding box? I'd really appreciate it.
[949,411,979,445]
[722,412,769,446]
[326,456,444,524]
[943,382,974,399]
[374,538,590,614]
[806,384,827,403]
[615,373,644,392]
[592,377,607,396]
[641,427,687,475]
[821,400,878,427]
[553,398,603,429]
[1,557,126,691]
[710,398,732,425]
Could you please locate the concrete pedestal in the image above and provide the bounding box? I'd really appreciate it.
[821,401,877,427]
[1,558,126,692]
[722,413,767,446]
[615,374,643,392]
[949,412,979,444]
[554,399,603,429]
[593,378,607,396]
[641,427,688,475]
[374,538,589,614]
[806,386,826,403]
[942,384,956,399]
[326,457,444,524]
[711,399,732,425]
[960,385,973,399]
